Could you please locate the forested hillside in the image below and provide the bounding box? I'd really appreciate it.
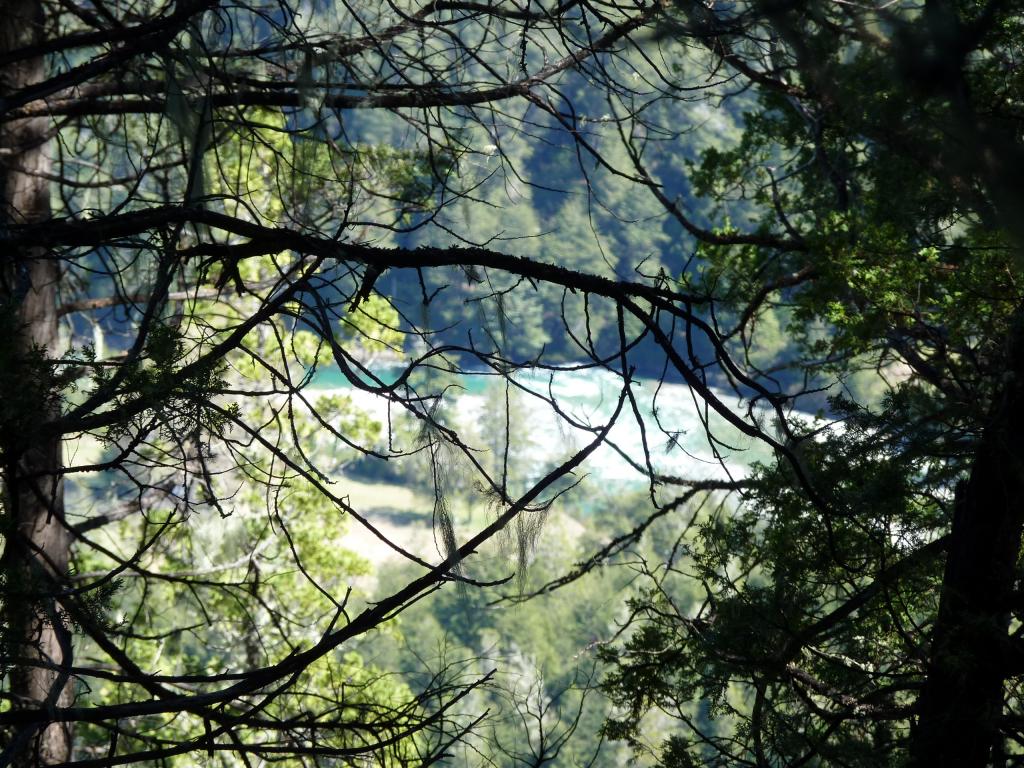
[2,0,1023,766]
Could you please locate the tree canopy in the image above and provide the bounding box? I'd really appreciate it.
[1,0,1023,765]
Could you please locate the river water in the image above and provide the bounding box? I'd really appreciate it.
[311,365,779,487]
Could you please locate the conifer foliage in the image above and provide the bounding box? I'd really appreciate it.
[2,0,1024,765]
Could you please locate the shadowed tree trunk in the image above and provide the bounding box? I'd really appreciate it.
[910,314,1024,767]
[0,0,72,764]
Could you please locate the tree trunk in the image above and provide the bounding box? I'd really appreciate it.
[909,317,1024,767]
[0,0,73,764]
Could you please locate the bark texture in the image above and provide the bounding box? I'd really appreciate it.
[1,0,72,764]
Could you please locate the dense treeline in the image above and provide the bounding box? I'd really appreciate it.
[3,0,1024,765]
